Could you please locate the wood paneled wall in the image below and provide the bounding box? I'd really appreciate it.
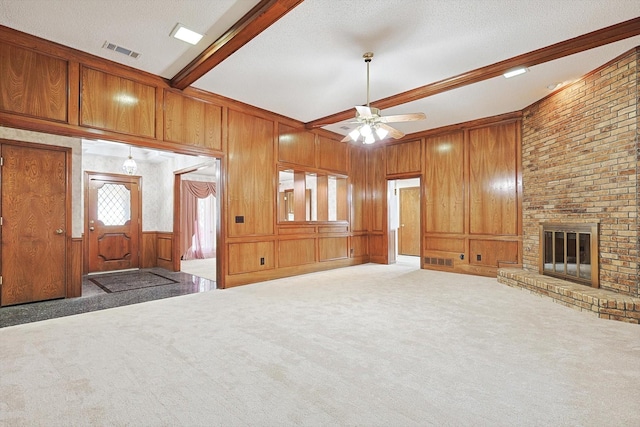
[164,90,222,150]
[225,118,364,288]
[0,23,369,289]
[156,232,173,271]
[386,140,421,176]
[226,109,274,238]
[373,118,522,277]
[80,67,156,138]
[469,125,518,235]
[68,238,83,298]
[0,25,523,289]
[367,146,387,262]
[0,43,67,122]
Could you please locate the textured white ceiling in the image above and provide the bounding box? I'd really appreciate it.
[1,0,640,138]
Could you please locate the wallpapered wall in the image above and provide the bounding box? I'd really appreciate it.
[83,150,208,232]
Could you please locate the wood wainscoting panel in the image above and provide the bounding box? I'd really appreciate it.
[425,132,464,234]
[469,239,518,267]
[319,237,348,261]
[469,122,518,235]
[156,232,173,270]
[278,123,315,167]
[0,42,67,122]
[368,233,386,260]
[350,145,367,232]
[68,238,83,298]
[80,67,156,138]
[227,110,274,237]
[424,236,465,253]
[228,241,275,274]
[163,90,222,150]
[141,231,157,268]
[318,225,349,234]
[278,226,316,235]
[318,136,348,173]
[278,238,316,267]
[386,139,421,175]
[350,234,369,258]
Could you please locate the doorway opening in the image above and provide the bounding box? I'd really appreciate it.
[81,139,220,293]
[388,177,421,268]
[174,160,220,283]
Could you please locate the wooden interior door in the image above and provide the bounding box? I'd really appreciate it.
[86,173,140,273]
[1,142,68,306]
[399,187,420,256]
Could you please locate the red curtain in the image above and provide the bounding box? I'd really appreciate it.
[181,180,216,260]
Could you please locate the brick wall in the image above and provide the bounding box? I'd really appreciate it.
[521,47,639,297]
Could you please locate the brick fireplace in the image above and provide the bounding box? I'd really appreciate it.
[497,47,640,323]
[520,47,639,299]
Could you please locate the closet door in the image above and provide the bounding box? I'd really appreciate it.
[1,142,68,306]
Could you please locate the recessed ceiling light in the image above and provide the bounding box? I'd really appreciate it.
[503,67,528,78]
[170,23,203,45]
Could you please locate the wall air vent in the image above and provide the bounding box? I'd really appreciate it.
[102,41,141,59]
[424,257,453,267]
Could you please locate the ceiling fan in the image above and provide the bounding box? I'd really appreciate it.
[341,52,426,144]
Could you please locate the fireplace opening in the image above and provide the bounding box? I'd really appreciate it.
[539,222,599,288]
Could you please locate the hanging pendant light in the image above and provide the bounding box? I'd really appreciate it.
[122,146,137,175]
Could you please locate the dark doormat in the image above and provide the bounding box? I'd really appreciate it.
[89,271,178,293]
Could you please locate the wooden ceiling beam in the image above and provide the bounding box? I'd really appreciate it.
[305,16,640,129]
[170,0,304,90]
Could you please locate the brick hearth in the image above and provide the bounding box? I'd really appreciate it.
[498,268,640,324]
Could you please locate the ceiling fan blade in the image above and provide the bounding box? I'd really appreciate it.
[355,105,374,118]
[379,123,405,139]
[340,134,352,143]
[380,112,426,123]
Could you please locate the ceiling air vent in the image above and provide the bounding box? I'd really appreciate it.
[102,41,141,59]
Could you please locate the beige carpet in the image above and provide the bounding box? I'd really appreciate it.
[180,257,216,282]
[1,263,639,426]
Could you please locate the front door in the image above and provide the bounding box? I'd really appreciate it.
[86,173,140,273]
[1,142,68,306]
[399,187,420,256]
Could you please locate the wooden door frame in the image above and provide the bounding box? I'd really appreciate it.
[0,138,73,301]
[172,159,223,287]
[83,171,142,274]
[387,176,422,266]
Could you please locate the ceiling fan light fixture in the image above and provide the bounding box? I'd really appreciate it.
[364,134,375,144]
[360,124,372,137]
[375,127,389,139]
[348,128,361,142]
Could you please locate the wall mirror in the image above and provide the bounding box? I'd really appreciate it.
[278,169,348,222]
